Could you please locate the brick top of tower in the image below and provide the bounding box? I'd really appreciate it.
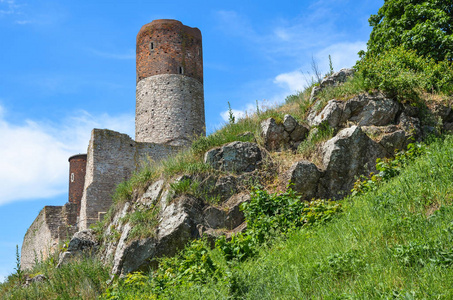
[136,19,203,84]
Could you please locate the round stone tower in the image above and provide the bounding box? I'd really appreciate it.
[68,154,87,217]
[135,19,205,147]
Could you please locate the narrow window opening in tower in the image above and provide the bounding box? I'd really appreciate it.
[179,66,184,74]
[70,173,74,183]
[149,42,155,51]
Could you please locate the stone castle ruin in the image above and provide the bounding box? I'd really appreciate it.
[20,19,205,269]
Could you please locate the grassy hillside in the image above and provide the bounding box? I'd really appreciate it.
[99,134,453,299]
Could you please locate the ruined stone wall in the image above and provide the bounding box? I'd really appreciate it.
[136,74,205,147]
[21,206,64,269]
[78,128,181,230]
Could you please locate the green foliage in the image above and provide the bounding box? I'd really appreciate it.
[191,117,259,155]
[356,46,453,101]
[102,239,220,299]
[297,122,335,159]
[121,205,160,240]
[1,256,110,300]
[13,245,23,286]
[391,241,453,268]
[352,142,426,196]
[216,187,342,262]
[321,249,366,277]
[366,0,453,62]
[227,101,235,124]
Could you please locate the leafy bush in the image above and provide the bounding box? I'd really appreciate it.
[366,0,453,62]
[102,239,220,299]
[352,142,426,196]
[216,187,342,262]
[356,46,453,101]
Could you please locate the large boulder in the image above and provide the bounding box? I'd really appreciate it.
[204,141,263,173]
[319,126,385,199]
[342,94,399,126]
[112,195,204,276]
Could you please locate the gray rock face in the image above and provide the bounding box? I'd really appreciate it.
[24,274,47,286]
[204,141,263,173]
[284,161,321,200]
[112,195,203,276]
[57,229,99,267]
[260,116,308,151]
[320,126,385,199]
[307,93,400,129]
[307,100,343,128]
[212,176,238,202]
[260,118,287,150]
[398,112,422,140]
[344,94,399,126]
[379,130,408,155]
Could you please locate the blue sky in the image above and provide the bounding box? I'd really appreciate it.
[0,0,383,281]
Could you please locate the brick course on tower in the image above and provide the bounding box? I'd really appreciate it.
[135,19,205,147]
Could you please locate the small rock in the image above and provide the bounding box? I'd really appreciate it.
[213,176,237,202]
[290,123,310,142]
[224,193,250,229]
[203,206,226,229]
[139,180,164,207]
[25,274,47,286]
[283,114,297,132]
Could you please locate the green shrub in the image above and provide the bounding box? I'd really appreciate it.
[216,187,342,262]
[356,46,453,101]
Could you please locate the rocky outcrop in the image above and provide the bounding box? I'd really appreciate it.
[307,93,400,128]
[260,115,309,151]
[51,79,452,278]
[92,174,250,276]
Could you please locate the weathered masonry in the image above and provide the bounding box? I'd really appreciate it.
[135,19,205,147]
[21,19,205,269]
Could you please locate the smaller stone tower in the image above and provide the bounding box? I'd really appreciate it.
[68,154,87,219]
[135,19,205,147]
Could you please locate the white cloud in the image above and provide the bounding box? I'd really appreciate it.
[0,0,19,15]
[274,70,307,92]
[315,41,366,72]
[0,105,134,206]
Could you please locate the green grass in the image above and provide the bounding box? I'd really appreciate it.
[0,255,110,300]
